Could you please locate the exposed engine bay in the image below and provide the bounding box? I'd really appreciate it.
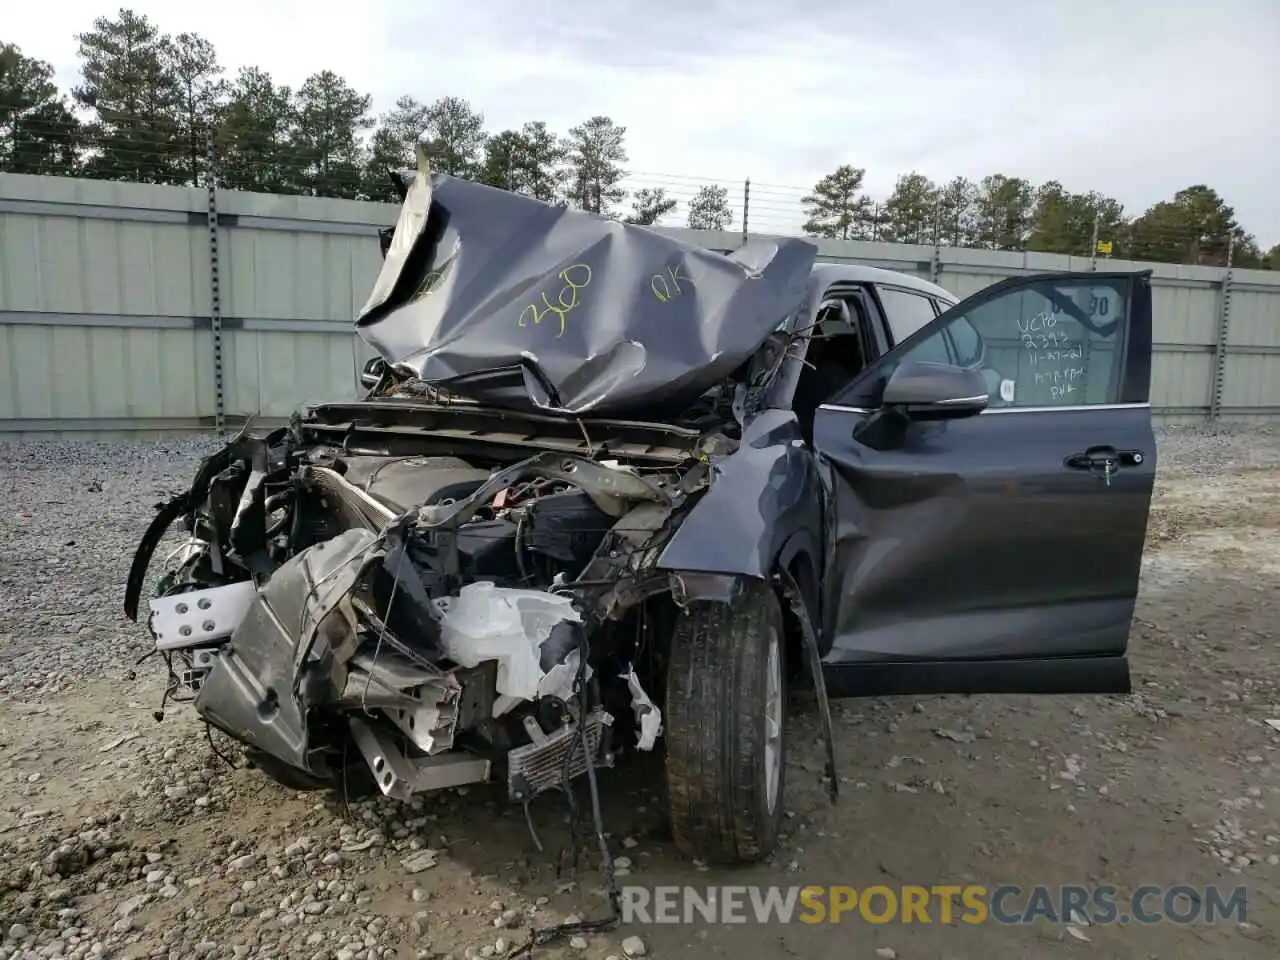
[124,411,728,808]
[122,157,835,933]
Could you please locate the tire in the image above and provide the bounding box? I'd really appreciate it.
[664,579,787,864]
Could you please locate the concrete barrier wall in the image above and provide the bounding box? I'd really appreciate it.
[3,173,1277,435]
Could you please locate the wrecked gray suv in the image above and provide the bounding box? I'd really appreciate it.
[125,159,1158,867]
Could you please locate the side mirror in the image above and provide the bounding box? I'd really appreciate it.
[883,361,989,420]
[360,357,387,390]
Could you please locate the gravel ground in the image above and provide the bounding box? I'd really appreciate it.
[0,436,221,695]
[0,424,1278,959]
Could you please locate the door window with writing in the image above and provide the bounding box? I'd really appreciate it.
[974,280,1125,407]
[882,278,1129,408]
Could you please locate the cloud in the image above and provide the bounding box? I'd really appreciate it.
[8,0,1279,242]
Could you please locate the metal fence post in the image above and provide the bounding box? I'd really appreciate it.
[205,132,226,438]
[929,205,942,284]
[742,177,750,241]
[1210,234,1235,423]
[1088,210,1100,271]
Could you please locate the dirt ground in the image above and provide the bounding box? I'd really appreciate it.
[1,454,1278,960]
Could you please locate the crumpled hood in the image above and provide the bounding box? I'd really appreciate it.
[355,165,817,417]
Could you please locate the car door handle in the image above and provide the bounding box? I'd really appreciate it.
[1064,446,1145,471]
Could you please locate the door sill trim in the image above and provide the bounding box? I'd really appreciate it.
[822,655,1131,697]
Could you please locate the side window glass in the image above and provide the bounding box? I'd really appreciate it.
[849,277,1130,408]
[949,316,983,367]
[899,329,951,366]
[877,287,938,344]
[877,287,950,365]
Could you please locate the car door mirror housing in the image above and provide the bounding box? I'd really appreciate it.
[360,357,388,390]
[882,361,989,420]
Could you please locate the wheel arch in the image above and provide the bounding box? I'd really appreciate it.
[663,526,823,681]
[773,529,826,666]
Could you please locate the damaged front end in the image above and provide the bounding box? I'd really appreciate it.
[124,155,819,825]
[124,426,715,804]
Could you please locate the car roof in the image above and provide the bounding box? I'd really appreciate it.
[808,262,959,304]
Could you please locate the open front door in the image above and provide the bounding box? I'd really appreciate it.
[813,271,1155,697]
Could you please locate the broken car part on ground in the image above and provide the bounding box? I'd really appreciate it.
[125,152,1158,875]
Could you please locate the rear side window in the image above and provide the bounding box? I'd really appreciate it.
[876,287,937,343]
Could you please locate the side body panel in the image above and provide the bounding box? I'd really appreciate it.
[814,271,1156,696]
[815,404,1155,694]
[656,409,825,601]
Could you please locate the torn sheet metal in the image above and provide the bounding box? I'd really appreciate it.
[194,528,378,772]
[621,666,663,751]
[381,675,462,754]
[354,170,818,417]
[362,145,435,320]
[432,582,584,716]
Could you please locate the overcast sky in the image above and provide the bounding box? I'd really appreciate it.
[9,0,1279,243]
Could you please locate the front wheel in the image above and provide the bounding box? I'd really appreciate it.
[663,580,787,864]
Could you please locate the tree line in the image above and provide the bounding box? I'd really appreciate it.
[1,10,1274,268]
[802,167,1273,268]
